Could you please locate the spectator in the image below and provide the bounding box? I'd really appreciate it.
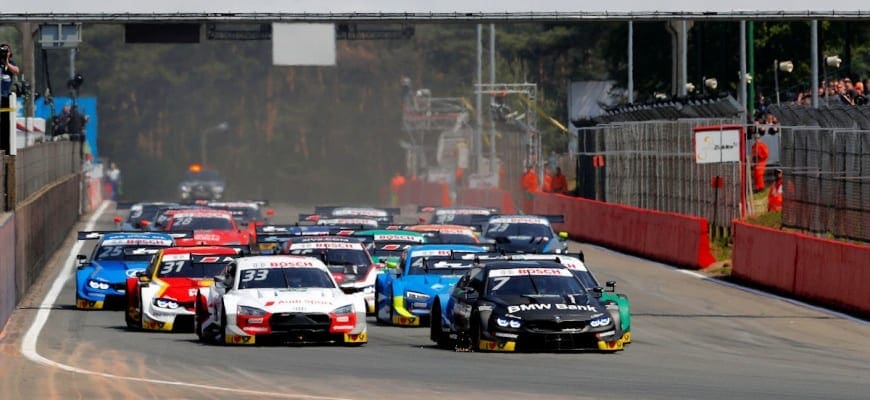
[390,172,406,206]
[767,168,783,212]
[751,133,769,193]
[542,167,553,193]
[520,164,539,213]
[551,167,568,194]
[106,162,122,201]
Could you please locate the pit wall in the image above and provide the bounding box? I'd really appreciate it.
[0,213,15,332]
[529,192,715,269]
[732,221,870,317]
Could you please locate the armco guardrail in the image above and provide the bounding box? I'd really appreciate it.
[531,192,715,269]
[732,221,870,316]
[0,213,15,333]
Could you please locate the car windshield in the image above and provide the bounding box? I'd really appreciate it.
[237,267,336,290]
[408,256,475,275]
[286,248,372,283]
[184,170,223,182]
[95,245,165,261]
[485,223,551,239]
[423,232,477,245]
[433,214,478,225]
[487,273,585,296]
[157,258,230,278]
[170,216,234,231]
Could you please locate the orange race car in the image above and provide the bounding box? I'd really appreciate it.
[163,209,254,254]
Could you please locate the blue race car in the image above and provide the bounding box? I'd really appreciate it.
[75,231,175,309]
[374,244,486,326]
[481,215,568,254]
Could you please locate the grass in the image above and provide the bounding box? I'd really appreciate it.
[746,210,782,229]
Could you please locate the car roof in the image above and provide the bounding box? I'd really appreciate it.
[488,215,550,224]
[102,232,174,240]
[408,224,474,233]
[161,246,240,255]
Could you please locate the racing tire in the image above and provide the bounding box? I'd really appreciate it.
[124,293,137,330]
[605,302,623,343]
[219,306,228,346]
[375,290,391,325]
[429,303,450,349]
[194,294,204,340]
[470,313,482,352]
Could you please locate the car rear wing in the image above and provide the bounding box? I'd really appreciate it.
[77,230,193,240]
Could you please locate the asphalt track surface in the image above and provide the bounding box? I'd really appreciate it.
[1,202,868,399]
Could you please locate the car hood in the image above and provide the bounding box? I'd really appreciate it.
[401,274,463,295]
[237,288,347,313]
[489,294,603,320]
[88,260,149,282]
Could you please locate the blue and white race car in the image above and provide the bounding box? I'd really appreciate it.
[75,231,175,309]
[482,215,568,254]
[374,244,486,326]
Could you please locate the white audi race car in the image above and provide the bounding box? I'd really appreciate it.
[195,255,368,346]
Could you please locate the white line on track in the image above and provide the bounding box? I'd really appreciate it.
[20,201,351,400]
[582,242,869,326]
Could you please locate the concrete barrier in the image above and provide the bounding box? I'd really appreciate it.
[0,212,15,333]
[733,221,870,316]
[532,193,715,269]
[14,175,81,303]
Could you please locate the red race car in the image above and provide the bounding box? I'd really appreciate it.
[125,246,238,332]
[163,209,254,254]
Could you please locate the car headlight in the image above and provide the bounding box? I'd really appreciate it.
[87,280,110,290]
[180,184,191,192]
[405,291,430,301]
[332,304,354,315]
[495,316,522,329]
[238,305,267,316]
[589,316,612,328]
[153,298,180,309]
[213,186,225,193]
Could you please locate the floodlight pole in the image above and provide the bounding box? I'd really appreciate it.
[811,20,819,108]
[476,24,483,173]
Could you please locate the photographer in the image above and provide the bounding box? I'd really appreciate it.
[0,43,19,98]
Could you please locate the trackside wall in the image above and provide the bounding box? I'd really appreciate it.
[530,193,715,269]
[14,175,81,306]
[0,213,15,333]
[732,221,870,317]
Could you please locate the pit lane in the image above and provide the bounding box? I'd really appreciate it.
[0,202,868,400]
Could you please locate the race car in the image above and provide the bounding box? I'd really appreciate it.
[422,206,497,226]
[125,246,238,332]
[116,202,177,230]
[481,215,568,254]
[500,253,631,345]
[305,206,399,223]
[195,255,367,346]
[430,259,624,352]
[75,231,175,309]
[351,229,426,264]
[375,244,487,326]
[164,209,254,253]
[203,201,273,227]
[282,236,380,314]
[254,225,335,254]
[311,217,380,230]
[406,224,480,245]
[179,164,226,202]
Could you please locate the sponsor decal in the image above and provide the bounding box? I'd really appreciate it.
[489,268,573,278]
[262,260,316,268]
[143,319,173,331]
[597,337,624,351]
[506,303,598,313]
[102,239,173,246]
[409,249,452,257]
[344,331,368,343]
[162,253,192,262]
[125,268,145,277]
[290,242,362,250]
[225,333,255,345]
[373,234,423,242]
[193,233,222,243]
[270,299,334,306]
[76,299,104,309]
[478,339,516,352]
[391,315,420,326]
[489,217,548,225]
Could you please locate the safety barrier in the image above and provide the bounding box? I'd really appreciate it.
[397,180,452,207]
[532,193,715,269]
[0,213,15,333]
[457,188,517,214]
[732,221,870,316]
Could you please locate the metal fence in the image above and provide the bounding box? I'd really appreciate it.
[577,118,744,228]
[14,141,82,204]
[774,106,870,242]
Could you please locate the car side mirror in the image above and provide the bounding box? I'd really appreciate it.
[606,280,616,292]
[214,275,226,286]
[591,286,604,298]
[384,260,398,269]
[76,254,87,268]
[558,231,568,239]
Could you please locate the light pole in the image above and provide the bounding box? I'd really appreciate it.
[774,60,794,105]
[200,121,228,165]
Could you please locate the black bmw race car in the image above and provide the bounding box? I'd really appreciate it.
[430,259,624,352]
[179,164,226,203]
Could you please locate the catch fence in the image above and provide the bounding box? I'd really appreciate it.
[771,104,870,242]
[576,118,743,229]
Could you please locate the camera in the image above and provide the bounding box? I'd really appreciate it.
[0,44,9,68]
